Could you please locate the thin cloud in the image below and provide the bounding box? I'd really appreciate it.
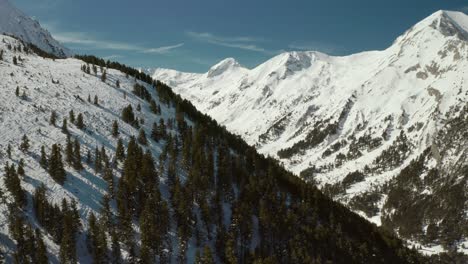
[461,6,468,14]
[46,26,183,54]
[186,31,276,55]
[143,43,185,54]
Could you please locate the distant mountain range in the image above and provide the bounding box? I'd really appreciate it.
[152,10,468,255]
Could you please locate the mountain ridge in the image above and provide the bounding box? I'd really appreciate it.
[0,0,70,57]
[152,10,468,255]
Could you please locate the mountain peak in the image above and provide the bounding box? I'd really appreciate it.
[206,57,243,78]
[0,0,71,57]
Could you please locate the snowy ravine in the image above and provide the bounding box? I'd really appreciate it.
[0,0,70,57]
[152,10,468,254]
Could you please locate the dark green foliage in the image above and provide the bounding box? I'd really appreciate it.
[121,104,135,125]
[87,213,108,264]
[94,95,99,106]
[48,144,66,184]
[115,138,125,161]
[69,110,75,123]
[50,111,57,126]
[76,113,85,129]
[138,129,148,145]
[112,120,119,137]
[6,144,11,159]
[342,170,365,188]
[133,83,151,101]
[4,163,26,207]
[62,118,68,133]
[19,134,29,152]
[40,146,48,169]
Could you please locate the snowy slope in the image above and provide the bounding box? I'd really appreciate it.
[0,34,172,262]
[152,10,468,254]
[0,0,70,57]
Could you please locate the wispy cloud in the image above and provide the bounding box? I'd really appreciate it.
[143,43,185,54]
[186,31,277,55]
[288,41,343,55]
[45,25,183,54]
[461,6,468,13]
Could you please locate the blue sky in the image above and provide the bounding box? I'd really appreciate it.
[12,0,468,72]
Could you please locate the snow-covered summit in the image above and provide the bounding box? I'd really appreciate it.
[152,10,468,254]
[207,57,245,78]
[0,0,70,57]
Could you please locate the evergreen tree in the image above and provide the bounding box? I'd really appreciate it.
[138,129,148,145]
[94,146,102,173]
[116,139,125,161]
[87,213,108,264]
[110,230,122,264]
[62,118,68,133]
[50,111,57,126]
[19,134,30,152]
[69,110,75,124]
[112,120,119,137]
[76,113,85,129]
[73,139,83,170]
[94,95,99,106]
[116,79,120,88]
[101,70,107,82]
[40,146,48,169]
[35,229,49,264]
[4,163,26,207]
[15,86,19,97]
[66,135,74,165]
[48,144,66,184]
[6,144,11,159]
[13,56,17,65]
[121,105,135,124]
[17,159,25,177]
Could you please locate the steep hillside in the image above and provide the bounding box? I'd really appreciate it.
[152,10,468,255]
[0,35,430,263]
[0,0,70,57]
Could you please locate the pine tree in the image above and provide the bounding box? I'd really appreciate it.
[94,95,99,106]
[116,80,120,88]
[110,230,122,264]
[116,139,125,161]
[48,144,66,184]
[87,213,108,264]
[4,163,26,207]
[94,146,102,173]
[6,144,11,159]
[19,134,30,152]
[76,113,85,129]
[121,105,135,124]
[15,86,19,96]
[112,120,119,137]
[202,246,215,264]
[101,70,107,82]
[62,118,68,133]
[138,129,148,145]
[50,111,57,126]
[17,159,25,177]
[66,135,73,165]
[103,166,114,194]
[13,56,17,65]
[35,229,49,264]
[73,139,83,170]
[40,146,48,169]
[69,110,75,123]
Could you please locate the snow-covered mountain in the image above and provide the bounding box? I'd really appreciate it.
[0,0,70,57]
[0,34,430,263]
[152,10,468,254]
